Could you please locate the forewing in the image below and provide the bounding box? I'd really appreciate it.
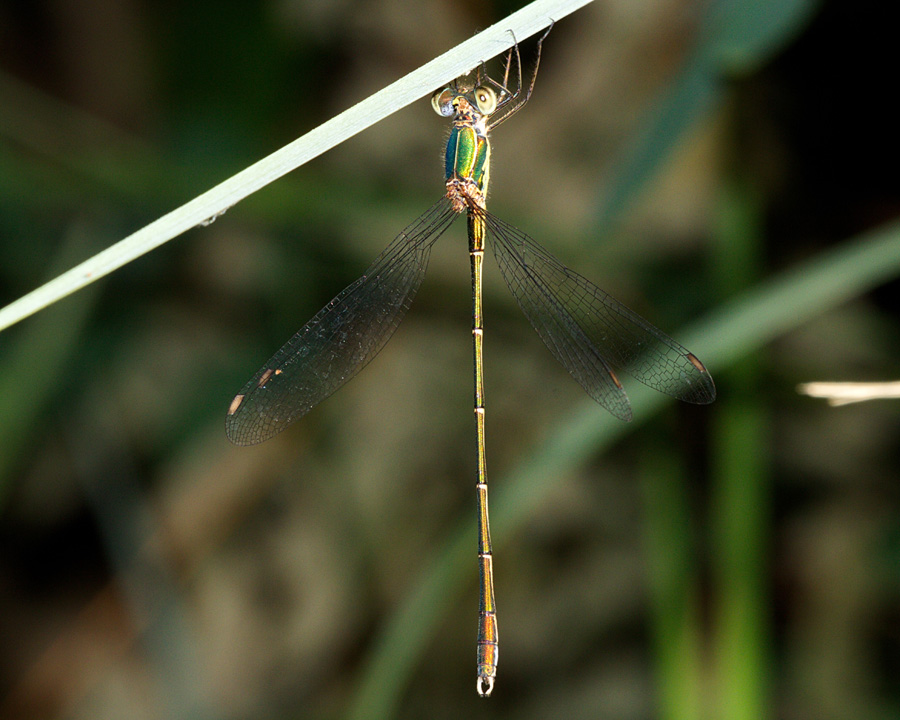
[485,211,715,420]
[226,198,459,445]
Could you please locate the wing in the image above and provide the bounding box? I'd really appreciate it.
[484,210,715,421]
[226,198,459,445]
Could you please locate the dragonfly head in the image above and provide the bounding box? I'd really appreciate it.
[431,83,498,120]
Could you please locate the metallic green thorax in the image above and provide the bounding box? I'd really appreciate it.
[444,118,491,197]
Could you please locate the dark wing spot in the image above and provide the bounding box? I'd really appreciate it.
[228,394,245,415]
[685,353,707,373]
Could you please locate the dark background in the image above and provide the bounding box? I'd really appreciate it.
[1,1,899,718]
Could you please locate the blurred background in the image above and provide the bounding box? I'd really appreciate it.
[1,0,899,718]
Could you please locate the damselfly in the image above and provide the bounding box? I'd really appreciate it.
[226,29,715,696]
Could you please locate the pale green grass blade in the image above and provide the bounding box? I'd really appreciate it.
[0,0,593,334]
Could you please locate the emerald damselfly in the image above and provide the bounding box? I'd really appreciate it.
[226,29,715,696]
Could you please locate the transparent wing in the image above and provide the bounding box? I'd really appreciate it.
[484,210,715,421]
[226,198,459,445]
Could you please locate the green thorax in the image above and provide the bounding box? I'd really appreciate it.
[444,122,491,197]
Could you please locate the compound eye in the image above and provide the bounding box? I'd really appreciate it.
[431,88,456,117]
[474,85,497,114]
